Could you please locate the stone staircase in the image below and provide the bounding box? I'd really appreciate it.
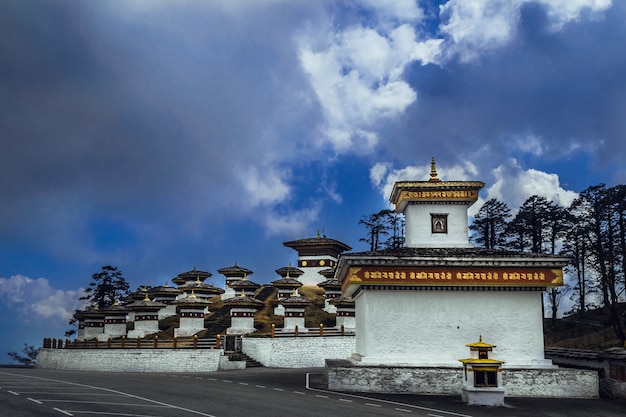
[228,351,264,368]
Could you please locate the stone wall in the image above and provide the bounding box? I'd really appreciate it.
[242,336,355,368]
[326,361,599,398]
[326,361,462,395]
[36,348,223,372]
[502,368,598,398]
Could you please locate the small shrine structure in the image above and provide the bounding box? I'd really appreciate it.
[150,282,181,319]
[172,290,211,337]
[228,274,261,298]
[317,268,341,313]
[459,336,505,406]
[97,300,128,341]
[126,293,165,339]
[217,263,254,300]
[283,232,351,286]
[224,291,264,335]
[78,306,104,340]
[272,267,304,316]
[279,292,311,332]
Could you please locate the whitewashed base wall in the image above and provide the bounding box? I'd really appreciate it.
[36,349,223,372]
[242,336,355,368]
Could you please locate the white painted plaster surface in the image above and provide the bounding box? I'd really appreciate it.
[354,289,552,367]
[297,255,338,286]
[242,336,355,368]
[36,348,223,372]
[158,305,177,319]
[404,204,472,247]
[128,320,160,339]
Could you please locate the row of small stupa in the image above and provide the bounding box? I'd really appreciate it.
[75,259,355,342]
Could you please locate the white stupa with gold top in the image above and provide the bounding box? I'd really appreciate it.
[326,158,598,398]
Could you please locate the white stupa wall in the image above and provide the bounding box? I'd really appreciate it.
[102,322,127,339]
[283,316,307,331]
[335,315,355,331]
[404,204,472,248]
[228,308,258,335]
[221,287,236,301]
[354,289,552,368]
[297,256,338,286]
[174,312,205,338]
[158,305,177,320]
[128,319,159,339]
[324,300,337,314]
[82,321,104,340]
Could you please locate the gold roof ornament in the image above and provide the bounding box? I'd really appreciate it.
[466,335,497,349]
[190,290,197,299]
[429,157,441,182]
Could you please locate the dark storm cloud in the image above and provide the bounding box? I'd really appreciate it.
[0,2,325,259]
[387,2,626,171]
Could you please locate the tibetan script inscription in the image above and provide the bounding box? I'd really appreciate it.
[348,266,563,288]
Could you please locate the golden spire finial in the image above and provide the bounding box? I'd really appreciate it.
[429,157,440,182]
[240,289,246,297]
[195,275,201,284]
[243,273,248,281]
[164,281,169,287]
[190,290,196,299]
[143,292,150,302]
[113,299,119,306]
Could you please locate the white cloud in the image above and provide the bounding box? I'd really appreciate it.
[485,158,578,210]
[370,158,576,217]
[299,20,442,153]
[371,160,480,204]
[439,0,612,62]
[263,206,321,236]
[241,167,291,207]
[511,133,544,156]
[0,275,86,323]
[361,0,425,23]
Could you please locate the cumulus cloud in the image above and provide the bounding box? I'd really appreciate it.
[263,205,321,237]
[298,8,442,153]
[242,167,292,207]
[371,160,480,204]
[370,158,577,218]
[439,0,612,62]
[485,159,578,210]
[0,275,85,323]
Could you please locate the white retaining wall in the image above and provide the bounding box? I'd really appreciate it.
[36,349,223,372]
[242,336,355,368]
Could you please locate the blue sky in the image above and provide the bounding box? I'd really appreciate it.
[1,0,625,361]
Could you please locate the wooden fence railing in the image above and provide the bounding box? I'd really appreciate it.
[42,335,216,350]
[43,325,355,350]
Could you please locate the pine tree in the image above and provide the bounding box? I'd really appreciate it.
[469,198,511,249]
[79,265,130,309]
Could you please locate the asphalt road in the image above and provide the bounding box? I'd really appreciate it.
[0,367,623,417]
